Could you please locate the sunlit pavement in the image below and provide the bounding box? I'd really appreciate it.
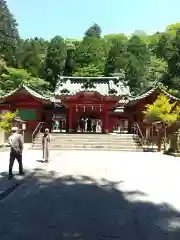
[0,151,180,239]
[0,150,59,197]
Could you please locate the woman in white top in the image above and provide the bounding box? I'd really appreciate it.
[42,128,50,162]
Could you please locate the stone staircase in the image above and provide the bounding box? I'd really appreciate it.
[31,133,143,152]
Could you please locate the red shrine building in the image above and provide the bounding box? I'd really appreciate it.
[0,76,178,142]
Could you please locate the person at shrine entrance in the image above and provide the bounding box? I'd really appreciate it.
[8,127,24,180]
[79,118,85,132]
[87,118,92,132]
[59,119,63,132]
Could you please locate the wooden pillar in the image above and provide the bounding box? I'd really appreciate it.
[103,105,108,134]
[68,106,73,133]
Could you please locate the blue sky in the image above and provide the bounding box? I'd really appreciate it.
[7,0,180,39]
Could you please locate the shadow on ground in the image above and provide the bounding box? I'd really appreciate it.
[0,168,180,239]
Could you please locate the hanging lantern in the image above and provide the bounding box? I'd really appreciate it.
[84,106,85,112]
[92,106,94,111]
[76,105,78,112]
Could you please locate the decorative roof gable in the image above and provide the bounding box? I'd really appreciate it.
[125,85,180,107]
[0,84,51,102]
[54,76,130,97]
[129,86,180,102]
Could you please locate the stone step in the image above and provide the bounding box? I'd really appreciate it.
[35,138,137,144]
[31,147,143,152]
[36,136,137,141]
[37,133,135,138]
[32,133,143,152]
[32,143,139,149]
[35,141,140,145]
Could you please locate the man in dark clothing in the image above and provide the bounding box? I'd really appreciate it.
[8,127,24,180]
[87,118,92,132]
[79,118,85,132]
[59,119,63,132]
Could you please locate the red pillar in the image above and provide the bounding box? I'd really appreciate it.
[157,131,162,152]
[68,106,73,132]
[151,126,154,148]
[103,105,108,134]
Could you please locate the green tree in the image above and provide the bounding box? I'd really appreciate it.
[45,36,67,89]
[74,36,106,76]
[85,23,102,38]
[148,32,162,54]
[155,32,171,60]
[143,94,180,152]
[143,94,179,124]
[73,64,103,77]
[0,111,17,134]
[104,39,128,76]
[103,33,128,47]
[63,43,76,76]
[166,22,180,36]
[0,0,20,66]
[126,35,150,94]
[17,38,48,77]
[142,56,168,88]
[0,67,50,95]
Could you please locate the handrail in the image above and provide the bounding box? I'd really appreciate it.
[32,122,46,143]
[132,122,145,146]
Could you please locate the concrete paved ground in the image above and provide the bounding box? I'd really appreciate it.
[0,150,59,197]
[0,151,180,239]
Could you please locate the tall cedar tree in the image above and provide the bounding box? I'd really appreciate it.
[0,0,19,66]
[45,36,67,89]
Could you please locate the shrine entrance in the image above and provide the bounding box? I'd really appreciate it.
[58,91,120,134]
[75,104,103,133]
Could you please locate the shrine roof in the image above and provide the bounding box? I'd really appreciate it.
[0,84,51,102]
[54,76,130,97]
[126,86,180,106]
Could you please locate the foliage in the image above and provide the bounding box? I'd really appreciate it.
[16,38,48,77]
[143,94,180,125]
[108,89,118,95]
[104,39,128,76]
[0,67,50,95]
[1,0,180,97]
[73,64,103,77]
[0,111,17,134]
[142,56,168,89]
[74,36,106,73]
[104,34,128,44]
[60,88,70,94]
[45,36,67,89]
[85,24,102,38]
[0,0,19,67]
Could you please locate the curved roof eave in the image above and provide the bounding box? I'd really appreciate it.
[0,84,51,102]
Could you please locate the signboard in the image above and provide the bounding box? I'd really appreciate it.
[53,113,66,119]
[18,109,36,120]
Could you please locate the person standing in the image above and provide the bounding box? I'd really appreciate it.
[96,118,102,132]
[59,119,63,132]
[8,127,24,180]
[85,117,88,132]
[87,118,92,132]
[92,118,97,133]
[79,117,85,133]
[42,128,50,162]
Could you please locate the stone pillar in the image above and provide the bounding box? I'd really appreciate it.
[103,105,108,134]
[68,106,73,133]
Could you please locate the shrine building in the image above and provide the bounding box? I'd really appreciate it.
[0,76,178,142]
